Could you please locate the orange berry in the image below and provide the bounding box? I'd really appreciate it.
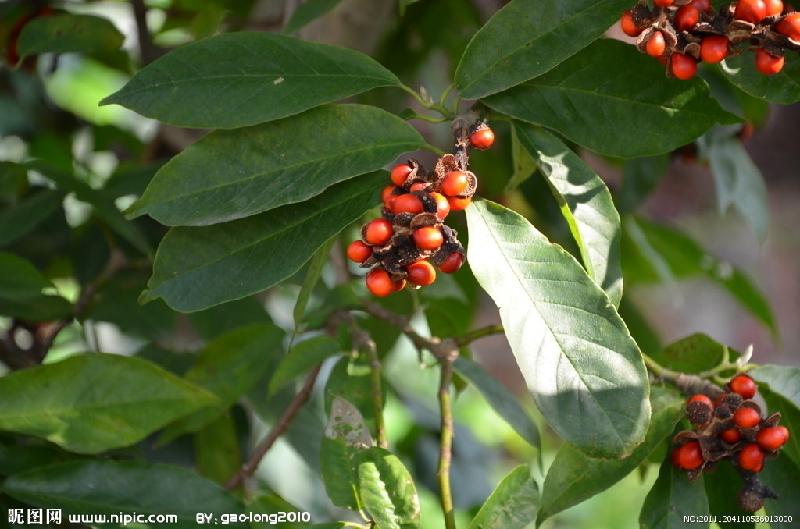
[755,48,785,75]
[393,193,424,214]
[448,196,472,212]
[439,253,464,274]
[671,53,698,80]
[646,31,666,57]
[366,269,394,297]
[654,0,674,6]
[676,5,701,30]
[756,425,789,451]
[390,163,413,186]
[735,0,768,23]
[777,12,800,40]
[363,218,394,246]
[674,441,704,470]
[700,35,729,63]
[347,240,372,263]
[729,374,758,399]
[382,185,398,211]
[393,279,406,292]
[688,394,713,407]
[734,406,761,429]
[766,0,784,15]
[721,428,742,444]
[738,443,765,472]
[413,226,444,251]
[410,182,428,192]
[430,192,450,221]
[407,260,436,286]
[441,171,470,197]
[469,126,495,150]
[620,10,641,37]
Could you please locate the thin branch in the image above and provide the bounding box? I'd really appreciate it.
[643,354,724,398]
[453,324,504,347]
[130,0,161,65]
[437,356,457,529]
[225,365,322,490]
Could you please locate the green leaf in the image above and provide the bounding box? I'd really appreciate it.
[454,0,631,99]
[506,125,538,192]
[0,251,71,321]
[188,297,273,340]
[704,463,754,529]
[537,385,683,524]
[514,123,622,306]
[722,55,800,105]
[161,323,284,440]
[699,130,769,240]
[194,412,241,485]
[294,240,333,330]
[142,171,384,312]
[756,384,800,467]
[325,356,382,437]
[484,40,732,158]
[321,396,373,509]
[760,454,800,527]
[650,333,738,375]
[357,447,421,529]
[3,460,244,527]
[0,444,78,476]
[750,365,800,462]
[0,353,216,454]
[127,105,422,226]
[465,199,650,458]
[640,458,709,529]
[618,156,669,214]
[101,32,401,129]
[283,0,343,34]
[453,357,540,452]
[470,465,538,529]
[0,189,63,247]
[623,216,776,335]
[270,336,341,395]
[17,14,124,59]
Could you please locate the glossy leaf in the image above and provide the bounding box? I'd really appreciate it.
[485,40,733,158]
[101,32,401,129]
[161,323,284,440]
[750,365,800,408]
[760,453,800,527]
[454,0,631,98]
[270,336,341,395]
[142,172,384,312]
[357,447,421,529]
[127,105,423,226]
[640,458,709,529]
[17,14,124,59]
[0,353,216,454]
[470,465,538,529]
[0,251,56,301]
[723,55,800,105]
[0,189,63,247]
[293,239,333,329]
[194,413,241,485]
[537,386,683,524]
[321,396,373,509]
[650,333,739,375]
[284,0,343,34]
[453,357,540,451]
[325,356,382,437]
[3,460,244,527]
[515,123,622,306]
[466,199,650,458]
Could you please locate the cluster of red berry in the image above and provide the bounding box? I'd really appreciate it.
[620,0,800,80]
[347,123,495,297]
[672,374,789,510]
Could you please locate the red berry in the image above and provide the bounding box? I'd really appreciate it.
[654,0,674,6]
[469,126,495,150]
[646,31,666,57]
[439,252,464,274]
[766,0,784,15]
[390,163,413,186]
[393,279,406,292]
[382,185,398,211]
[448,196,472,212]
[700,35,729,63]
[734,406,761,429]
[757,425,789,451]
[777,12,800,40]
[620,11,642,37]
[676,5,701,30]
[692,0,713,12]
[430,192,450,221]
[441,171,470,197]
[366,269,394,297]
[721,428,742,444]
[413,226,444,251]
[407,260,436,286]
[410,182,428,192]
[674,441,704,470]
[671,53,698,80]
[393,193,424,214]
[738,443,765,472]
[756,48,785,75]
[688,394,713,407]
[735,0,768,22]
[729,374,758,399]
[363,218,394,246]
[347,240,372,263]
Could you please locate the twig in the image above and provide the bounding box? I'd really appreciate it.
[453,324,504,347]
[437,355,457,529]
[225,365,322,490]
[643,354,725,399]
[130,0,161,65]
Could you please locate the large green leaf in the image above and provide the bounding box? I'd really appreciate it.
[760,454,800,528]
[269,336,341,395]
[650,333,738,375]
[722,55,800,105]
[0,189,63,247]
[0,252,71,320]
[0,353,216,454]
[454,0,631,99]
[466,200,650,458]
[485,40,732,158]
[325,356,382,437]
[537,386,683,524]
[161,323,284,440]
[453,357,540,451]
[750,365,800,464]
[17,14,124,59]
[127,105,422,226]
[514,123,622,306]
[142,172,383,312]
[357,447,421,529]
[283,0,343,34]
[622,216,776,335]
[3,460,244,528]
[470,465,539,529]
[101,32,401,129]
[640,458,709,529]
[704,463,754,529]
[756,384,800,467]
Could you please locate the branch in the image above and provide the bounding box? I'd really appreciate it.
[643,354,725,399]
[130,0,161,65]
[453,324,504,347]
[437,355,457,529]
[225,365,322,490]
